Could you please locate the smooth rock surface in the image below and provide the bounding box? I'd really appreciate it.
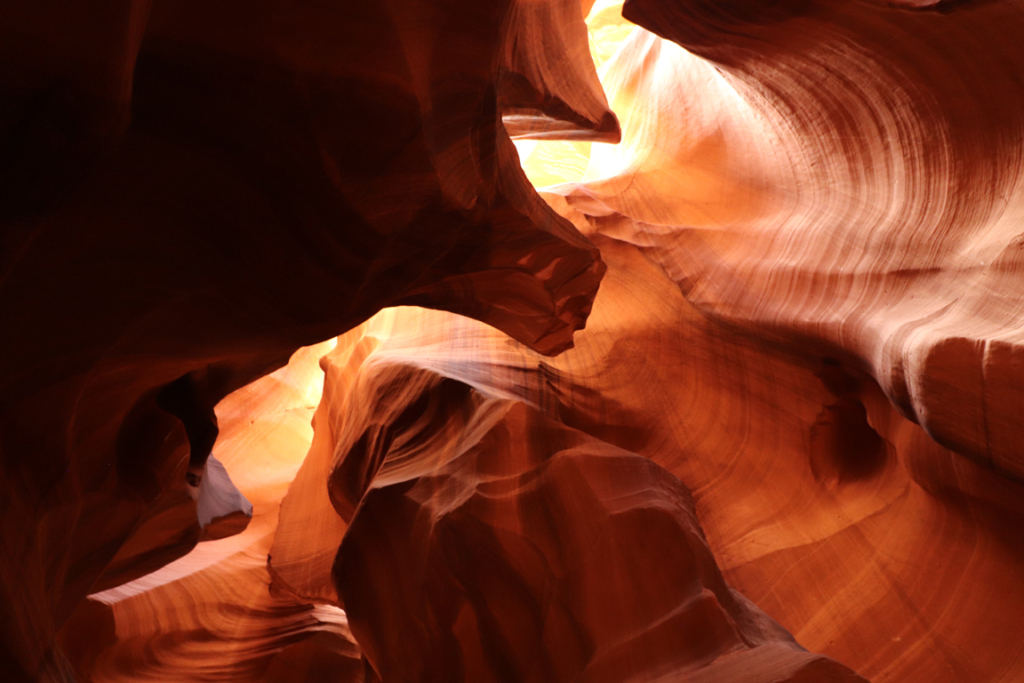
[0,0,605,678]
[5,0,1024,680]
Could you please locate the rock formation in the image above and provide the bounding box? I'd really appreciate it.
[0,0,606,678]
[2,0,1023,681]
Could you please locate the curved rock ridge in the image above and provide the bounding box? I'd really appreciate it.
[60,341,367,683]
[268,329,379,607]
[60,229,1024,682]
[558,0,1024,480]
[501,0,622,141]
[272,319,868,683]
[279,219,1024,683]
[0,0,612,678]
[515,7,1024,677]
[513,0,636,187]
[5,0,1024,680]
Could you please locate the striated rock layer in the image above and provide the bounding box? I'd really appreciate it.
[273,227,1024,682]
[0,0,609,679]
[58,341,367,683]
[565,0,1024,480]
[540,1,1024,678]
[332,364,865,683]
[5,0,1024,681]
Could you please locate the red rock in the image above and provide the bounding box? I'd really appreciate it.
[0,0,605,678]
[6,0,1024,680]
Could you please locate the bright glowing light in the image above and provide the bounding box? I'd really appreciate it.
[515,1,634,189]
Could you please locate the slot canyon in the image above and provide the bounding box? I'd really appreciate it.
[2,0,1024,681]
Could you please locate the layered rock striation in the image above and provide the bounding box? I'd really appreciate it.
[0,0,609,678]
[3,0,1024,681]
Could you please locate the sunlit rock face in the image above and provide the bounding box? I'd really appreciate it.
[546,1,1024,680]
[317,321,868,683]
[602,0,1024,482]
[3,0,1024,681]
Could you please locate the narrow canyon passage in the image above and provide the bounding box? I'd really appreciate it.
[3,0,1024,682]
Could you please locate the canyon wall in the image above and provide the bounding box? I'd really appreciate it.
[2,0,1023,681]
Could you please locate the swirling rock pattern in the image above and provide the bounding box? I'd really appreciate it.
[0,0,605,679]
[286,320,868,683]
[577,0,1024,480]
[5,0,1024,681]
[58,341,367,683]
[285,226,1024,682]
[548,2,1024,678]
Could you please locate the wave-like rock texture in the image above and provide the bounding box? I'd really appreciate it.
[6,0,1024,681]
[533,2,1024,678]
[566,0,1024,480]
[271,319,867,683]
[0,0,608,679]
[59,341,368,683]
[269,219,1024,683]
[500,0,621,141]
